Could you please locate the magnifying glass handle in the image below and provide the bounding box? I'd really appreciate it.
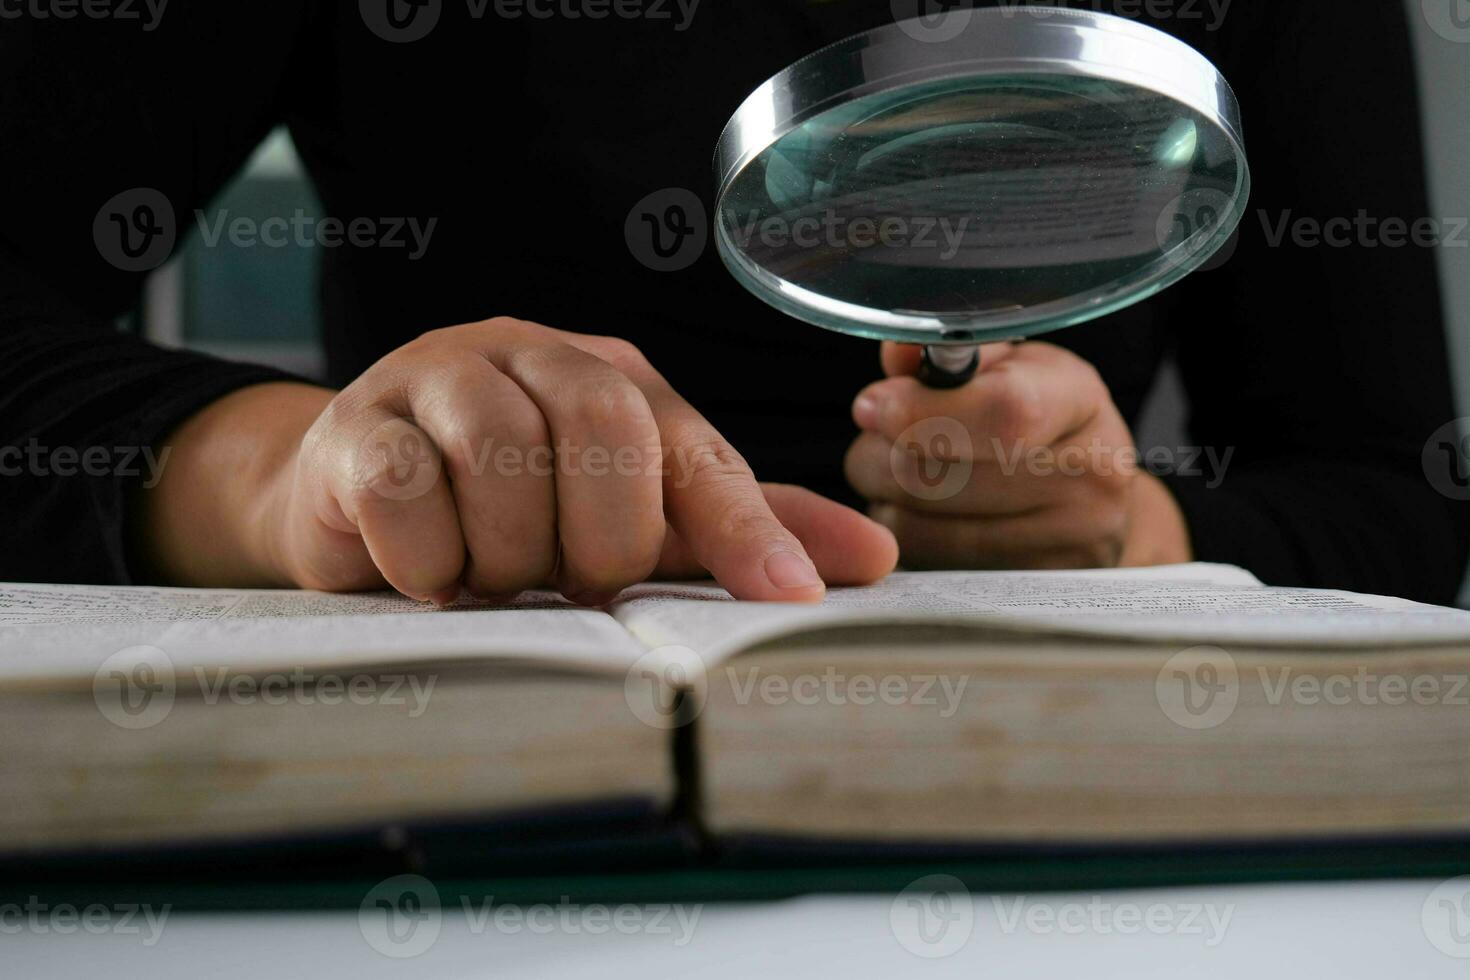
[919,345,981,389]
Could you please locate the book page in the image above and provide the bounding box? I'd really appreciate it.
[611,564,1470,661]
[0,584,647,684]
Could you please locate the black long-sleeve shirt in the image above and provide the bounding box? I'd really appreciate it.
[1,1,1466,603]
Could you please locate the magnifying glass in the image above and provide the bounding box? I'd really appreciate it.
[713,7,1249,388]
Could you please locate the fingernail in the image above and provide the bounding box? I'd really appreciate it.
[854,393,882,429]
[764,551,823,592]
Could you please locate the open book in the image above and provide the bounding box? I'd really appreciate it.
[5,564,1470,858]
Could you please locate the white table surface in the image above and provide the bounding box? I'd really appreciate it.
[9,878,1470,978]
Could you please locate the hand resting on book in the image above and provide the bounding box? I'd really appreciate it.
[134,318,898,605]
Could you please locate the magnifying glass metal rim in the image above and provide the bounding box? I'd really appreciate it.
[712,7,1251,348]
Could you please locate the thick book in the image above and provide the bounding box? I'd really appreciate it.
[5,564,1470,867]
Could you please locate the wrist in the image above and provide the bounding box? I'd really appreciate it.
[133,382,334,586]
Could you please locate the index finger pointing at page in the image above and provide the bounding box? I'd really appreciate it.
[632,372,827,603]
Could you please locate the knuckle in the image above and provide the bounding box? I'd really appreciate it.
[500,340,556,379]
[440,388,548,466]
[589,335,647,370]
[567,563,647,597]
[1074,357,1108,397]
[675,435,753,487]
[495,397,553,452]
[344,471,397,517]
[312,384,378,442]
[347,454,401,503]
[349,424,442,504]
[711,499,784,546]
[561,541,660,596]
[423,356,491,396]
[984,366,1046,445]
[469,315,535,339]
[571,376,653,440]
[1088,463,1132,502]
[1070,502,1129,568]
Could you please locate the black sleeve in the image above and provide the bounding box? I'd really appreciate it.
[0,13,309,584]
[1161,1,1469,605]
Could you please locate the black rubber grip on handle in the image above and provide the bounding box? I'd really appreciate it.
[918,345,981,389]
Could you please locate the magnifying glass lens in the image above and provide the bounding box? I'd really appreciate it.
[713,11,1250,352]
